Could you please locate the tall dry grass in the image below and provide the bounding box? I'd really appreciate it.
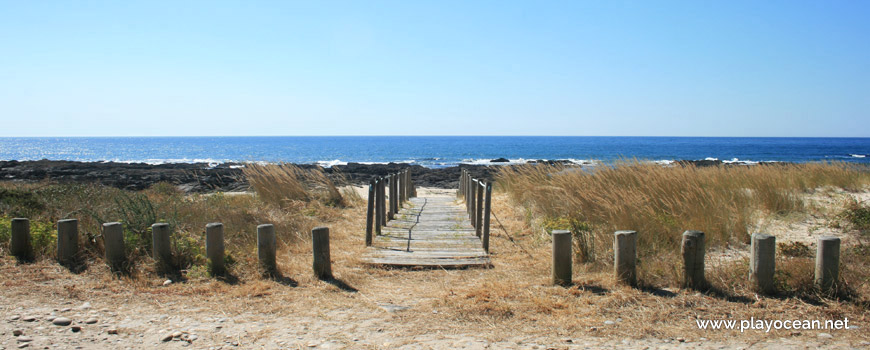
[497,161,870,288]
[243,163,345,208]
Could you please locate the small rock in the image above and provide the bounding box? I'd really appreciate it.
[18,343,30,349]
[163,280,172,286]
[161,333,174,342]
[604,320,615,325]
[52,317,72,326]
[172,331,183,338]
[17,335,33,342]
[60,308,71,313]
[45,316,56,322]
[188,334,198,342]
[107,328,118,335]
[677,338,686,342]
[77,302,92,310]
[13,329,24,336]
[22,316,36,322]
[9,315,21,321]
[84,318,98,324]
[563,339,573,343]
[818,333,833,339]
[71,326,81,332]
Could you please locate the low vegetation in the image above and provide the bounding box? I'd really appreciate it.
[497,161,870,299]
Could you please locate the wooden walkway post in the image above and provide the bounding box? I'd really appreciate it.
[750,233,776,294]
[482,182,492,253]
[552,230,573,286]
[388,174,396,220]
[475,180,484,237]
[366,179,375,245]
[681,230,706,289]
[470,179,477,228]
[102,222,125,272]
[258,224,277,277]
[10,218,32,262]
[206,223,225,276]
[152,223,172,269]
[312,226,332,279]
[459,170,465,198]
[815,236,840,292]
[57,219,79,267]
[376,177,385,232]
[614,230,638,286]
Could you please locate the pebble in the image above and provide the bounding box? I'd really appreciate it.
[71,326,82,332]
[163,280,173,286]
[13,329,24,336]
[817,333,833,339]
[604,320,615,325]
[161,333,174,342]
[60,308,71,313]
[78,302,92,310]
[107,328,118,335]
[172,331,183,338]
[9,315,21,321]
[17,336,33,342]
[22,316,36,322]
[45,316,56,322]
[84,318,98,324]
[52,317,72,326]
[18,343,30,349]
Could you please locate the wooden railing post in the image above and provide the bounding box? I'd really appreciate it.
[469,179,477,228]
[11,218,32,262]
[366,179,375,245]
[482,182,492,253]
[257,224,277,277]
[376,178,384,234]
[815,236,841,292]
[681,230,706,290]
[475,180,484,237]
[206,222,225,276]
[614,230,638,285]
[103,222,126,272]
[459,170,465,198]
[750,233,776,294]
[312,226,332,280]
[552,230,573,286]
[389,173,397,220]
[57,219,79,267]
[152,223,172,270]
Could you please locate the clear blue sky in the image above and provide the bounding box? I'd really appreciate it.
[1,1,867,137]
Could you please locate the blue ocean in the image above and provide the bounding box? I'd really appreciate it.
[0,137,867,168]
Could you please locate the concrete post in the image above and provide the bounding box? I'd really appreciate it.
[205,223,225,276]
[552,230,573,286]
[365,180,375,245]
[614,230,638,286]
[750,233,776,294]
[681,230,706,290]
[257,224,277,277]
[102,222,125,272]
[312,226,332,279]
[10,218,33,262]
[482,182,492,253]
[151,223,172,269]
[57,219,79,266]
[815,236,840,292]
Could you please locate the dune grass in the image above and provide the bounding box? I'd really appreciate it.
[497,161,870,296]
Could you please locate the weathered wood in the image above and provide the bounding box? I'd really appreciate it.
[482,182,492,253]
[151,223,172,269]
[258,224,277,277]
[10,218,32,262]
[614,230,638,286]
[57,219,79,266]
[365,180,375,246]
[470,180,477,228]
[376,178,384,234]
[815,236,840,292]
[475,180,484,237]
[363,196,490,268]
[102,222,125,272]
[312,226,332,279]
[681,230,706,290]
[206,222,225,276]
[750,233,776,294]
[552,230,573,286]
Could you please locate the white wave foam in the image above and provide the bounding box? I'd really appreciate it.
[460,158,593,166]
[851,154,866,158]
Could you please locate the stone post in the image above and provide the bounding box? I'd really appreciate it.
[103,222,125,272]
[681,230,706,289]
[57,219,79,266]
[815,236,840,292]
[312,226,332,279]
[257,224,277,277]
[206,223,225,276]
[151,223,172,269]
[552,230,573,286]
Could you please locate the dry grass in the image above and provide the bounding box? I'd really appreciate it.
[243,163,344,208]
[496,161,870,295]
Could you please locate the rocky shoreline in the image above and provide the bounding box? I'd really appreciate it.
[0,159,758,193]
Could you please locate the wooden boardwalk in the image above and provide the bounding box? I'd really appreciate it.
[362,194,491,268]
